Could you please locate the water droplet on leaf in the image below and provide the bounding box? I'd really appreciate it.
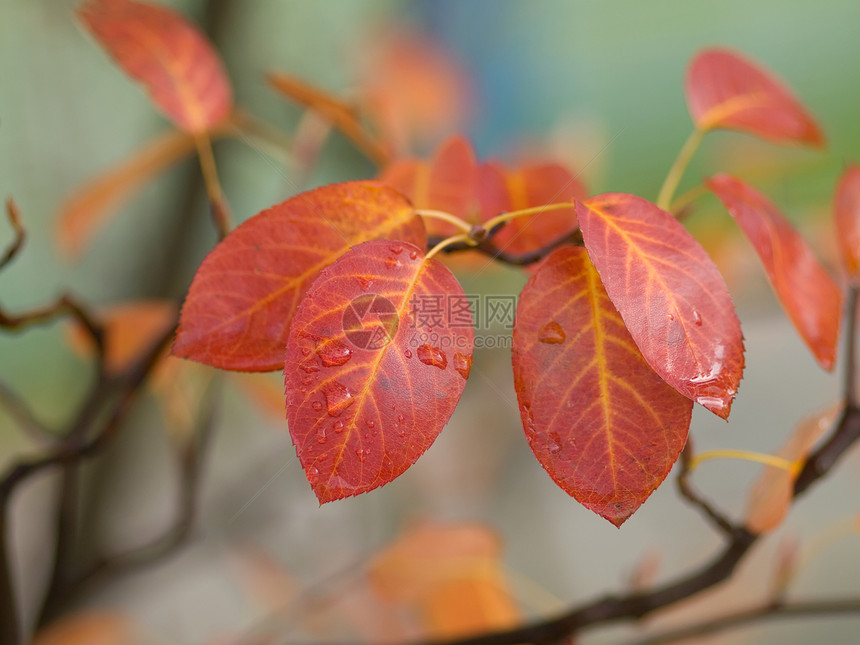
[693,310,703,326]
[322,381,355,417]
[453,352,472,379]
[316,429,327,444]
[366,419,375,429]
[538,321,566,344]
[311,401,323,412]
[301,347,311,357]
[357,275,373,290]
[355,447,368,462]
[316,339,352,367]
[417,344,447,369]
[404,349,413,359]
[390,244,403,255]
[409,249,419,260]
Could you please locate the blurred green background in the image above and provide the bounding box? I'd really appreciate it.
[1,1,859,643]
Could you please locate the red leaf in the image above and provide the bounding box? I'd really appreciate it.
[512,246,692,526]
[379,135,478,237]
[285,240,473,502]
[576,194,744,418]
[173,181,425,371]
[78,0,232,133]
[685,48,824,147]
[834,164,860,282]
[707,174,842,370]
[477,161,584,254]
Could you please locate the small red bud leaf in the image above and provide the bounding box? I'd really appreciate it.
[285,240,474,502]
[707,174,842,371]
[834,164,860,283]
[78,0,232,133]
[576,193,744,418]
[173,181,425,371]
[512,246,692,526]
[685,48,824,147]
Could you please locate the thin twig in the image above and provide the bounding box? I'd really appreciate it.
[0,379,54,443]
[0,198,25,272]
[426,228,583,266]
[628,597,860,645]
[675,441,736,537]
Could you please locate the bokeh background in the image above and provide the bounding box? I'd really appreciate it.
[1,1,860,643]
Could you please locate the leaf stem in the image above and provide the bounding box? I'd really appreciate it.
[425,233,475,261]
[688,449,798,475]
[413,209,474,234]
[657,128,706,211]
[482,202,575,233]
[194,132,231,239]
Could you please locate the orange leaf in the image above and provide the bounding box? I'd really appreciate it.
[369,522,519,638]
[685,48,824,146]
[174,181,425,372]
[32,612,136,645]
[478,161,584,254]
[379,135,479,237]
[512,246,692,526]
[745,404,838,533]
[576,194,745,419]
[57,128,196,258]
[68,299,177,374]
[78,0,232,133]
[834,164,860,282]
[284,240,473,502]
[707,174,842,370]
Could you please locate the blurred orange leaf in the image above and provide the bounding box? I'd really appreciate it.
[78,0,232,133]
[685,48,824,146]
[379,135,479,238]
[369,523,519,638]
[708,174,842,371]
[478,161,584,254]
[745,404,838,533]
[32,612,137,645]
[834,163,860,282]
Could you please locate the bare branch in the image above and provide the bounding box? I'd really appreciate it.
[0,198,25,272]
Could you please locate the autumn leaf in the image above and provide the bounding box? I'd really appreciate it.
[707,174,842,370]
[834,164,860,283]
[68,299,177,374]
[745,404,839,533]
[379,135,478,237]
[78,0,232,133]
[173,181,425,371]
[477,161,584,255]
[685,48,824,146]
[369,522,519,638]
[284,240,473,502]
[32,612,138,645]
[512,246,692,526]
[576,193,744,419]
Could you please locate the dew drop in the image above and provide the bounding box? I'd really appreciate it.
[333,420,345,433]
[316,428,327,444]
[390,244,404,255]
[667,313,675,321]
[538,321,566,344]
[385,256,402,269]
[548,432,563,454]
[417,344,448,369]
[311,401,323,412]
[404,349,413,359]
[409,249,419,260]
[299,360,320,373]
[316,339,353,367]
[366,419,375,429]
[301,347,312,357]
[355,447,368,462]
[453,352,472,379]
[306,465,319,482]
[357,275,373,290]
[322,381,355,417]
[397,414,405,424]
[693,310,703,326]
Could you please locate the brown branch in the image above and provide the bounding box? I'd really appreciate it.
[629,597,860,645]
[0,198,25,272]
[675,440,736,537]
[0,379,54,443]
[427,227,583,266]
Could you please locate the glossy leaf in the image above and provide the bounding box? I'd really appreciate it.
[379,135,478,237]
[685,48,824,146]
[477,161,584,254]
[576,193,744,418]
[369,522,518,638]
[284,240,473,502]
[834,164,860,282]
[745,404,838,533]
[78,0,232,133]
[174,181,425,371]
[707,174,842,370]
[512,246,692,526]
